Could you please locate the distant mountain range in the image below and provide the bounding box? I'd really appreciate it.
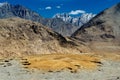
[53,13,95,27]
[0,2,94,36]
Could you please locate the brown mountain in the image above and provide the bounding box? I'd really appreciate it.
[72,3,120,53]
[0,18,89,57]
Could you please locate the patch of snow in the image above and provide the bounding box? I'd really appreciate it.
[53,12,96,27]
[0,2,8,7]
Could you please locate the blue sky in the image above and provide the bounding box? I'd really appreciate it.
[0,0,120,18]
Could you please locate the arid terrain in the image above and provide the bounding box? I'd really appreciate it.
[0,18,89,56]
[0,53,120,80]
[0,2,120,80]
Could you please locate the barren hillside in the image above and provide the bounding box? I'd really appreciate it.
[72,3,120,53]
[0,18,88,57]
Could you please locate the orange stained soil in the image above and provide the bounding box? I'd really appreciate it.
[21,54,102,72]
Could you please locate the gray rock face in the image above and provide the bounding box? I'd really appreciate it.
[42,18,78,36]
[0,2,44,22]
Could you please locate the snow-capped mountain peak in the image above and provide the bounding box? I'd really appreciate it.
[80,13,96,24]
[53,13,72,22]
[53,13,96,27]
[0,2,9,7]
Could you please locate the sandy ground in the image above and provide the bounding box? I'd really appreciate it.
[0,54,120,80]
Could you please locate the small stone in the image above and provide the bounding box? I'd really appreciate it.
[0,62,4,65]
[48,70,53,72]
[4,60,9,62]
[117,77,119,79]
[7,63,12,66]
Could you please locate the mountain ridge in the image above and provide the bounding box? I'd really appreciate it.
[0,2,94,36]
[0,18,89,56]
[72,2,120,53]
[0,2,44,22]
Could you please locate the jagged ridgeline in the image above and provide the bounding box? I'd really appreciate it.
[0,2,44,22]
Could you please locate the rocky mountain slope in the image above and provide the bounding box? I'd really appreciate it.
[72,3,120,53]
[0,18,89,56]
[42,18,77,36]
[0,2,44,22]
[50,13,95,36]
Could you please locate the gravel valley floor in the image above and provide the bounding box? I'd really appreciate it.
[0,54,120,80]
